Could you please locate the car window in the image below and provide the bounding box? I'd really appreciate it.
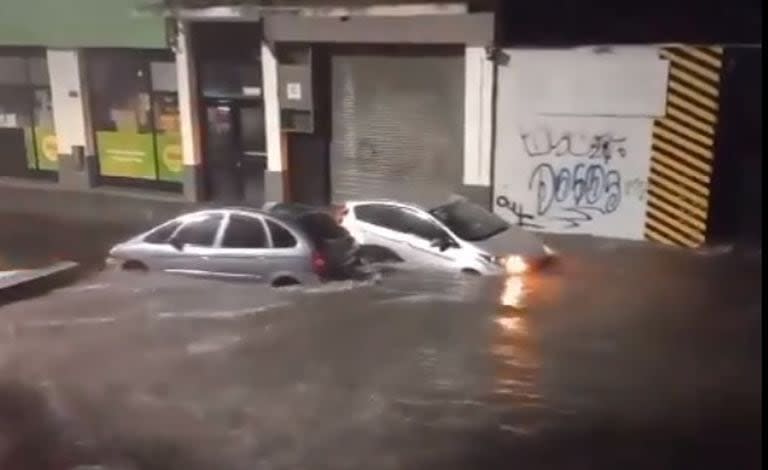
[354,204,405,232]
[399,209,449,241]
[143,220,182,244]
[267,219,297,248]
[222,214,268,248]
[174,213,223,247]
[430,200,509,241]
[355,204,446,241]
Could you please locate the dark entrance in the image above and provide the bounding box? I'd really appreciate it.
[193,21,266,205]
[708,47,762,247]
[204,100,266,204]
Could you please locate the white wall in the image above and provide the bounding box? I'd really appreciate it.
[261,41,283,173]
[47,49,92,155]
[493,47,669,239]
[463,46,494,186]
[176,21,201,166]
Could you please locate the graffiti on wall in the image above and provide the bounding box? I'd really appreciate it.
[494,120,654,238]
[491,48,667,240]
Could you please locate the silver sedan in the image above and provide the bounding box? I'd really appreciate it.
[107,208,358,287]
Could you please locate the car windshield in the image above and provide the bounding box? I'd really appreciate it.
[430,200,509,241]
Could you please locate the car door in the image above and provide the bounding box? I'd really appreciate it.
[124,219,186,270]
[163,212,225,276]
[264,218,308,277]
[393,208,461,271]
[211,212,274,281]
[351,204,416,261]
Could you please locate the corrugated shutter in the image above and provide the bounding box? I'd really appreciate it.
[330,51,464,206]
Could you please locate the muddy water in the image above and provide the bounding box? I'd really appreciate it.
[0,233,761,469]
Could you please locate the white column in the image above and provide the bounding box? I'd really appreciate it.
[261,41,283,172]
[176,21,202,167]
[463,46,494,186]
[47,49,92,156]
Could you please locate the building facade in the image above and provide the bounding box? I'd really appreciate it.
[0,1,760,246]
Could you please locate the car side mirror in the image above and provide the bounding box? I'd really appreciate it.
[169,237,184,251]
[430,237,451,252]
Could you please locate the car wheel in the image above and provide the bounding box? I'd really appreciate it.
[122,260,148,272]
[272,276,301,288]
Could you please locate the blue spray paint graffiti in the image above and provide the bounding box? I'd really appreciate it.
[496,128,647,230]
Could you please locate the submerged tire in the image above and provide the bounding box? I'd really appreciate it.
[122,260,148,272]
[272,276,300,288]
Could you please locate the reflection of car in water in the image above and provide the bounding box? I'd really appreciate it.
[108,208,359,286]
[338,199,555,276]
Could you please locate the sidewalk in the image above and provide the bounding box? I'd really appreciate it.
[0,261,80,305]
[0,178,193,228]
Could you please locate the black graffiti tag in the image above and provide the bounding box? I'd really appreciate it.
[495,196,544,229]
[521,130,627,163]
[528,163,622,216]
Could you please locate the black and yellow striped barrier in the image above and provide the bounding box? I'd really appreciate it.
[645,46,724,248]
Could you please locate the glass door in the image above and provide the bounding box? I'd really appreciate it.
[238,103,267,205]
[204,100,267,204]
[205,102,242,202]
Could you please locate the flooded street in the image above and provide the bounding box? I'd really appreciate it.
[0,212,136,271]
[0,214,762,469]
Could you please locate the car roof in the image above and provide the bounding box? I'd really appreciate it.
[222,206,268,215]
[344,199,427,211]
[172,207,286,225]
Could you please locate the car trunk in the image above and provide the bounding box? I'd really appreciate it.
[295,212,358,277]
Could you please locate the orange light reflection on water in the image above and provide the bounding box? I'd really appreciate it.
[500,275,527,309]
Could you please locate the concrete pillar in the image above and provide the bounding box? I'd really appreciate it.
[176,21,205,202]
[48,49,97,190]
[261,41,285,202]
[461,46,494,208]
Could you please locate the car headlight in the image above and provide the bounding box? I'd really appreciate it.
[503,255,529,275]
[543,244,557,256]
[479,254,529,274]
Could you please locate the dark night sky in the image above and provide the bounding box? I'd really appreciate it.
[161,0,761,44]
[496,0,762,44]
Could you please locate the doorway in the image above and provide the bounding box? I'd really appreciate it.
[204,99,267,204]
[708,48,762,246]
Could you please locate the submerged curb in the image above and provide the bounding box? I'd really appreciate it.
[0,261,81,305]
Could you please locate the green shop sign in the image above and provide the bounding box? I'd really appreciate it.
[35,127,59,171]
[24,128,35,170]
[156,133,183,183]
[97,131,156,180]
[96,131,183,182]
[23,127,58,171]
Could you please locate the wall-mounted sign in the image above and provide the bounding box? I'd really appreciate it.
[96,131,156,180]
[286,82,302,101]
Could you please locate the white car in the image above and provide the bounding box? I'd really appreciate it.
[337,199,555,276]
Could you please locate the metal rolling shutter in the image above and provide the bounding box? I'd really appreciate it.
[330,51,464,206]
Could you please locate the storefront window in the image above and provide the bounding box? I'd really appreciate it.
[153,93,183,182]
[88,51,182,186]
[0,52,57,176]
